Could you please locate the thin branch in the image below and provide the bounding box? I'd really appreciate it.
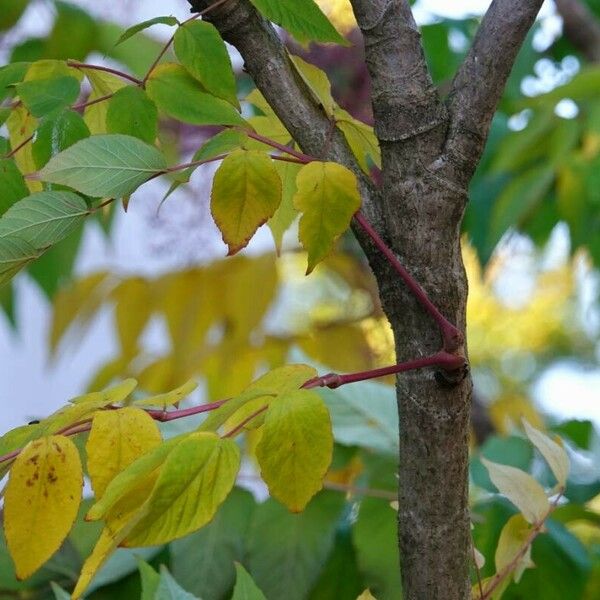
[303,351,465,390]
[72,92,114,112]
[3,133,34,159]
[555,0,600,62]
[354,211,463,351]
[445,0,544,185]
[223,405,267,438]
[348,0,444,144]
[66,61,143,85]
[480,492,563,599]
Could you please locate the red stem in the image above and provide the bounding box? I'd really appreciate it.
[223,405,268,438]
[4,134,34,159]
[302,351,465,389]
[67,61,143,85]
[353,210,464,352]
[72,92,114,112]
[245,130,313,163]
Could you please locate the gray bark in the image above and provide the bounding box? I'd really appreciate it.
[189,0,544,597]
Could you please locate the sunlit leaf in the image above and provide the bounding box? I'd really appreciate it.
[481,458,549,524]
[124,432,241,546]
[522,418,570,488]
[294,161,361,273]
[134,379,198,408]
[256,389,333,512]
[4,435,82,579]
[211,149,281,254]
[87,407,162,499]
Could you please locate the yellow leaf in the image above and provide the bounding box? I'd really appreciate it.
[211,149,282,254]
[81,69,126,135]
[294,161,361,274]
[87,435,185,521]
[50,271,111,353]
[200,364,317,433]
[256,390,333,512]
[337,114,381,172]
[134,379,198,408]
[290,55,336,115]
[4,436,82,579]
[247,115,291,146]
[267,160,301,254]
[73,497,150,599]
[494,514,534,583]
[522,418,570,489]
[481,458,549,524]
[124,432,240,546]
[112,277,154,359]
[356,591,377,600]
[69,378,137,405]
[488,394,543,435]
[86,407,162,499]
[6,106,40,192]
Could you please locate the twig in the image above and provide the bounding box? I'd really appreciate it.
[67,61,143,85]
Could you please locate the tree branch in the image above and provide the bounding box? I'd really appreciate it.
[555,0,600,62]
[444,0,544,186]
[188,0,382,227]
[348,0,444,146]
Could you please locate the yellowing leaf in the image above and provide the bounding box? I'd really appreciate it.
[290,55,336,115]
[294,161,361,273]
[337,113,381,172]
[124,432,241,546]
[4,435,82,579]
[86,407,162,499]
[73,500,150,599]
[69,378,137,405]
[267,160,301,254]
[481,458,549,524]
[522,418,570,488]
[87,435,184,521]
[211,150,282,255]
[6,106,40,192]
[200,364,317,433]
[134,378,198,408]
[112,277,154,358]
[356,591,377,600]
[256,390,333,512]
[494,514,534,584]
[82,69,126,135]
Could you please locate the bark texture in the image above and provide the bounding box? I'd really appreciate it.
[189,0,543,597]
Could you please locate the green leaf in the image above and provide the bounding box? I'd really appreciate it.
[174,20,238,107]
[0,0,28,31]
[171,487,256,600]
[156,566,200,600]
[0,237,39,286]
[267,160,301,254]
[211,149,282,254]
[146,63,246,127]
[124,433,241,546]
[106,86,158,144]
[16,76,81,117]
[247,492,345,600]
[0,190,89,249]
[0,158,29,216]
[481,458,549,524]
[32,108,90,169]
[36,134,167,197]
[232,563,267,600]
[248,0,347,45]
[294,161,361,273]
[138,560,161,600]
[0,62,29,103]
[117,16,179,45]
[51,582,72,600]
[352,497,402,600]
[318,380,398,455]
[256,389,333,512]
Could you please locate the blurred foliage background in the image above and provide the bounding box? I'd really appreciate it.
[0,0,599,599]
